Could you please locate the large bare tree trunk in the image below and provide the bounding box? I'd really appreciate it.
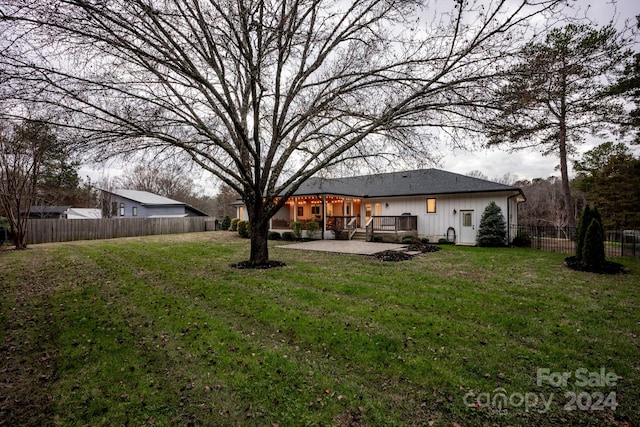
[245,197,271,266]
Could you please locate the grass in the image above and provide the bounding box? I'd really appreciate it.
[1,232,639,426]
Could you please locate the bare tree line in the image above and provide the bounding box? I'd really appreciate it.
[2,1,628,262]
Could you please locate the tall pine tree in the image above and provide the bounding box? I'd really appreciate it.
[486,24,630,227]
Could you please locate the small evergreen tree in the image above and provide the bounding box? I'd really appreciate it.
[575,205,591,259]
[576,205,603,259]
[477,201,507,247]
[220,215,231,231]
[582,218,605,270]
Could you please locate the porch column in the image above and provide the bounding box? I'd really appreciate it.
[321,195,326,239]
[293,198,298,222]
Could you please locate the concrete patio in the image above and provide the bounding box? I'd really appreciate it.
[276,240,408,255]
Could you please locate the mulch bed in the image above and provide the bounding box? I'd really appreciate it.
[231,260,287,269]
[406,243,442,253]
[369,243,441,262]
[369,250,414,262]
[564,256,627,274]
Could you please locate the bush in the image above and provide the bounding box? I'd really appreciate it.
[438,238,449,244]
[402,236,415,244]
[237,220,250,238]
[0,217,10,246]
[220,215,231,231]
[477,201,507,247]
[420,238,430,244]
[372,236,384,243]
[582,218,605,270]
[281,231,295,241]
[575,205,602,260]
[512,231,532,247]
[268,231,282,240]
[291,221,304,240]
[230,218,240,232]
[306,221,320,239]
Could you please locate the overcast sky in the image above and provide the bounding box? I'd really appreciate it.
[440,0,640,183]
[79,0,640,191]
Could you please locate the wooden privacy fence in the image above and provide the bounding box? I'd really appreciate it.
[27,217,212,245]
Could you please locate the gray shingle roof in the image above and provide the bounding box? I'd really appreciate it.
[109,189,209,216]
[292,168,519,198]
[112,189,183,205]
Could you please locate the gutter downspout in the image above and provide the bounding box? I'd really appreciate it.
[507,190,526,244]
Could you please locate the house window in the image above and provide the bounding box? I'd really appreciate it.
[463,212,473,227]
[119,203,125,216]
[297,206,304,217]
[426,198,436,213]
[132,206,138,217]
[311,206,320,215]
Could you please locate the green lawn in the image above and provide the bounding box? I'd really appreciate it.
[1,232,638,426]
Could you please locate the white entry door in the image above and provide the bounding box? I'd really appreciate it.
[459,210,476,245]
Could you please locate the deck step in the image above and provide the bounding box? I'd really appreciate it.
[351,231,367,241]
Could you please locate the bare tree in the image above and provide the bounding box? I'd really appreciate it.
[1,0,565,264]
[0,120,58,249]
[95,175,119,218]
[466,170,489,180]
[117,162,199,202]
[212,184,241,220]
[516,176,582,230]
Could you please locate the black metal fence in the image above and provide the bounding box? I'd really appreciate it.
[511,225,640,258]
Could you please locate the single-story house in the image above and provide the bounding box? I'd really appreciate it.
[234,168,525,245]
[102,189,209,218]
[27,206,71,219]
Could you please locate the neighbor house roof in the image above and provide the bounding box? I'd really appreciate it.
[111,189,185,205]
[65,208,102,219]
[107,189,209,216]
[290,168,521,198]
[28,205,71,214]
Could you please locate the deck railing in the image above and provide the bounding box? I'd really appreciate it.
[365,215,418,241]
[370,215,418,232]
[327,216,357,240]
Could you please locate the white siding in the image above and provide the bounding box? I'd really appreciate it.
[366,191,519,244]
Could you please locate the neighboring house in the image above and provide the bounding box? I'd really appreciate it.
[234,168,525,244]
[25,206,102,219]
[64,208,103,219]
[102,189,209,218]
[27,206,71,219]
